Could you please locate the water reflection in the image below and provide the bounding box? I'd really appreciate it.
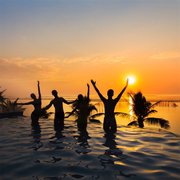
[31,122,43,151]
[98,133,122,170]
[47,124,66,151]
[99,132,137,178]
[103,132,117,149]
[74,129,91,154]
[129,96,133,119]
[54,124,65,140]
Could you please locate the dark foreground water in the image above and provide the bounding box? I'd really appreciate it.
[0,117,180,180]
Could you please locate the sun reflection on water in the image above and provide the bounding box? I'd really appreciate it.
[129,96,133,118]
[114,161,125,166]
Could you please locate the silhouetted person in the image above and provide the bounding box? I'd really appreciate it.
[17,81,41,124]
[42,90,75,128]
[91,79,128,133]
[66,84,90,131]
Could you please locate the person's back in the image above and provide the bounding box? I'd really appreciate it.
[48,91,65,125]
[43,90,76,127]
[104,98,117,118]
[77,97,89,125]
[91,80,128,133]
[66,84,90,131]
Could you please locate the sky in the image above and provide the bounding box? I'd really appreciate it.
[0,0,180,98]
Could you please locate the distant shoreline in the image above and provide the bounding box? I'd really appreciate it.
[7,95,180,102]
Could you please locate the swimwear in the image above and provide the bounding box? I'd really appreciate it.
[31,99,41,123]
[77,115,87,130]
[54,112,64,126]
[104,117,117,132]
[31,110,41,124]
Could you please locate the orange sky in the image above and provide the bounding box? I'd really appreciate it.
[0,0,180,97]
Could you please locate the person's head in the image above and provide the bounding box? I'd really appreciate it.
[30,93,36,100]
[52,90,58,97]
[77,94,83,102]
[107,89,114,98]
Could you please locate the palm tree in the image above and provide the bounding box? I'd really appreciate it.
[0,87,25,113]
[127,92,170,129]
[0,89,7,103]
[0,88,8,112]
[66,97,100,123]
[2,98,25,112]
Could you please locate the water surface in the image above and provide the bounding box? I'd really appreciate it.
[0,117,180,180]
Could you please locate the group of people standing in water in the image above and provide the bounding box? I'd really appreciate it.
[17,79,128,133]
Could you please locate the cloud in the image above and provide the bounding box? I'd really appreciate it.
[0,54,127,83]
[61,55,126,64]
[0,58,59,81]
[150,52,180,59]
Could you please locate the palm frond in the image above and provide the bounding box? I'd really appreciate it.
[90,113,105,119]
[65,111,79,117]
[128,92,135,102]
[0,89,7,103]
[1,99,25,112]
[145,117,170,129]
[0,89,6,96]
[123,96,131,104]
[144,109,157,118]
[88,104,98,112]
[150,100,162,109]
[40,109,53,119]
[89,119,101,123]
[114,112,135,119]
[128,121,138,126]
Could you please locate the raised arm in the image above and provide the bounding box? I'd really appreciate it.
[87,83,90,99]
[37,81,41,100]
[115,79,128,102]
[91,80,105,102]
[17,101,34,105]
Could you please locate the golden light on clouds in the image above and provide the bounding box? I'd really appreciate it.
[0,1,179,96]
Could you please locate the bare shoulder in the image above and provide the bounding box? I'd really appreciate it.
[58,97,65,102]
[51,99,56,104]
[102,97,107,102]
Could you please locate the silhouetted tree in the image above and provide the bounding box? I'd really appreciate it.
[0,88,25,113]
[66,97,99,122]
[2,98,25,112]
[127,92,170,129]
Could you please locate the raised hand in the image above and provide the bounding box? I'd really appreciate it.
[126,79,129,87]
[91,80,96,86]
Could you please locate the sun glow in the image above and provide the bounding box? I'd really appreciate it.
[126,76,136,85]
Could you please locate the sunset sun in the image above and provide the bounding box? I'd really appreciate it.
[126,76,136,85]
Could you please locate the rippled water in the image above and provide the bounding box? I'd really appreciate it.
[0,117,180,180]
